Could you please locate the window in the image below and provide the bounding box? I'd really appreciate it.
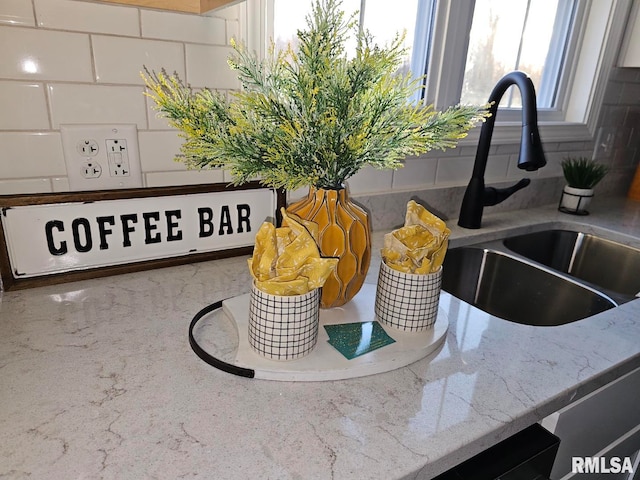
[273,0,419,69]
[271,1,577,110]
[256,0,630,135]
[460,0,578,110]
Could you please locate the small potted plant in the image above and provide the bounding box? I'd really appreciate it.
[559,156,609,215]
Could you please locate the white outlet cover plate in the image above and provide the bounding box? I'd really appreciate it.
[61,124,143,191]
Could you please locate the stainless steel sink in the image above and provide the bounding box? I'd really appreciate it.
[503,230,640,299]
[442,247,616,326]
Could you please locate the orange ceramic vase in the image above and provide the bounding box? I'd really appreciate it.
[287,187,371,308]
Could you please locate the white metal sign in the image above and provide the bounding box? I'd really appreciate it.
[1,188,277,279]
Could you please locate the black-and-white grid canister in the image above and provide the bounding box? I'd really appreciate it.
[375,260,442,331]
[248,284,320,360]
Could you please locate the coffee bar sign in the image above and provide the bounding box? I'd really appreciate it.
[0,184,283,290]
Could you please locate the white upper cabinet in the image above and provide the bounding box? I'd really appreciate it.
[96,0,242,14]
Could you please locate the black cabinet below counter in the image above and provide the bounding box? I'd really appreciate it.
[434,423,560,480]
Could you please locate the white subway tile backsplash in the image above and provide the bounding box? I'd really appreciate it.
[495,143,521,155]
[0,132,66,177]
[536,151,564,178]
[145,169,224,187]
[0,0,35,26]
[146,94,174,130]
[185,44,238,89]
[436,156,474,185]
[392,157,437,190]
[35,0,140,36]
[226,20,240,43]
[557,140,589,152]
[0,27,92,82]
[0,82,49,130]
[138,131,184,171]
[48,84,147,128]
[346,167,393,194]
[141,10,226,45]
[92,36,184,85]
[484,154,510,181]
[51,176,70,192]
[599,105,628,126]
[458,145,481,157]
[621,82,640,103]
[425,145,463,159]
[222,170,260,184]
[437,152,509,184]
[602,81,623,105]
[0,178,51,194]
[288,187,309,203]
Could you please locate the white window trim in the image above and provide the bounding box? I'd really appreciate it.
[423,0,475,111]
[564,0,631,132]
[536,0,582,112]
[433,0,631,148]
[241,0,272,62]
[247,0,632,148]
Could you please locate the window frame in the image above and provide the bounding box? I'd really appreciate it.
[536,0,583,113]
[428,0,583,118]
[246,0,632,146]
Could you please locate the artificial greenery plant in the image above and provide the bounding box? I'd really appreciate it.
[143,0,489,191]
[561,156,609,189]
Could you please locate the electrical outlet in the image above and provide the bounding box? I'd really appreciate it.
[78,139,99,156]
[105,139,131,177]
[61,124,143,191]
[82,161,102,179]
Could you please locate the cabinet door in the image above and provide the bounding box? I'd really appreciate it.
[542,366,640,479]
[96,0,241,14]
[619,1,640,66]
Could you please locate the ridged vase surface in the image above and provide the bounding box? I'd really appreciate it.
[286,187,371,308]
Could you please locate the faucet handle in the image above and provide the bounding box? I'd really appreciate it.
[483,178,531,206]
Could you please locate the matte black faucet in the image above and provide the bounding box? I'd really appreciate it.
[458,71,547,229]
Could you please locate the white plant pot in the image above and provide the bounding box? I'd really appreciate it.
[248,284,320,360]
[375,260,442,332]
[558,185,594,215]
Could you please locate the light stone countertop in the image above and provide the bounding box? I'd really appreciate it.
[1,197,640,479]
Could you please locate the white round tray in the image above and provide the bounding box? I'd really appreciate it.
[191,283,449,381]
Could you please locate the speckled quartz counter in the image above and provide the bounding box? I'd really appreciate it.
[2,197,640,479]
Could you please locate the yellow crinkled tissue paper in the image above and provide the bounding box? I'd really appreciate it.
[381,200,450,274]
[248,209,339,296]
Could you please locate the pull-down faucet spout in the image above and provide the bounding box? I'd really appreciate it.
[458,71,547,229]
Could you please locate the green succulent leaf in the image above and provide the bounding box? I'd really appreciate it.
[561,156,609,189]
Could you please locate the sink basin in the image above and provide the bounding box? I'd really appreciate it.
[442,247,616,326]
[503,230,640,298]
